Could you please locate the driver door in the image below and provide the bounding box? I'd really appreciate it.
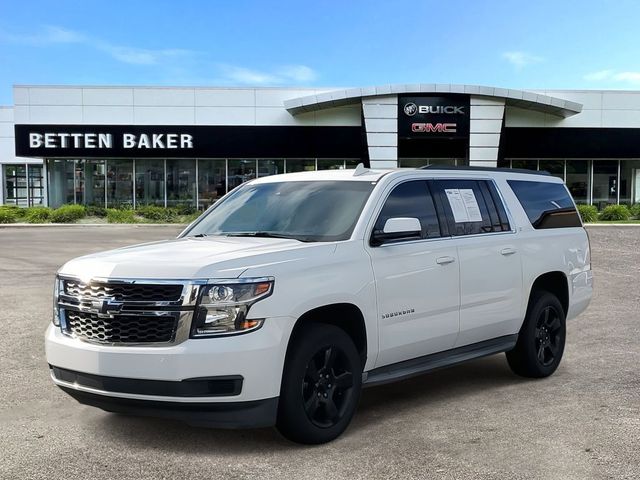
[366,180,460,367]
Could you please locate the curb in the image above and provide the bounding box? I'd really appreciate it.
[584,223,640,227]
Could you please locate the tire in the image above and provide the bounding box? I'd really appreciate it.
[506,290,566,378]
[276,323,362,444]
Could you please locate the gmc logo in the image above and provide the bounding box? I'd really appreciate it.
[411,123,457,133]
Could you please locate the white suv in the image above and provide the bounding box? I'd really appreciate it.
[46,165,593,444]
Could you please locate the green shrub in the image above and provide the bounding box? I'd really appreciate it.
[50,204,86,223]
[576,204,599,223]
[136,205,176,222]
[630,203,640,219]
[0,205,27,219]
[184,212,203,224]
[0,208,17,223]
[173,204,197,216]
[599,204,631,221]
[86,205,107,218]
[25,206,52,223]
[106,208,137,223]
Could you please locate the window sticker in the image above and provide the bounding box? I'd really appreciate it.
[445,188,483,223]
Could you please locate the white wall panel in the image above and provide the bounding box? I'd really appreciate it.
[82,88,133,106]
[0,108,13,122]
[601,109,640,128]
[364,118,396,132]
[13,87,29,105]
[504,106,546,127]
[542,90,603,109]
[602,92,640,110]
[255,89,318,107]
[0,123,14,137]
[133,88,194,106]
[195,107,255,125]
[546,109,602,128]
[28,87,82,105]
[82,106,135,124]
[469,147,500,161]
[362,104,397,118]
[470,105,505,120]
[29,106,83,123]
[134,106,195,124]
[13,106,29,123]
[255,108,315,125]
[367,132,397,147]
[369,160,397,169]
[368,147,397,160]
[469,133,501,147]
[469,119,503,133]
[195,89,255,107]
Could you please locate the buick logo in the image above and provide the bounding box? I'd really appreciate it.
[403,102,418,116]
[91,297,124,316]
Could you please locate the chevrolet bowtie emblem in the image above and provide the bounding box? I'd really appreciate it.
[91,297,124,315]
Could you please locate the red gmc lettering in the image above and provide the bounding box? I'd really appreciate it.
[411,123,457,133]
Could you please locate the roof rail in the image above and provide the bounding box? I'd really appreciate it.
[419,165,551,176]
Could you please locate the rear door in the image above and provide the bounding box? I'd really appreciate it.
[366,180,460,367]
[430,179,523,347]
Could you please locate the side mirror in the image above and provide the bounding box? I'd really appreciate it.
[371,217,422,246]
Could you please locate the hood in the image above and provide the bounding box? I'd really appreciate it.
[58,236,335,280]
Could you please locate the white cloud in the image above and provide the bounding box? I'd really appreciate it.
[502,51,544,69]
[0,25,195,66]
[584,69,640,85]
[218,64,317,85]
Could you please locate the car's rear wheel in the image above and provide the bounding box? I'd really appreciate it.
[276,323,362,444]
[507,290,566,378]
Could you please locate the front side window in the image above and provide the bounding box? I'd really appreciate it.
[373,181,442,240]
[184,180,375,242]
[508,180,581,229]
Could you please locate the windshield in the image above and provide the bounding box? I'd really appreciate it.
[184,180,375,242]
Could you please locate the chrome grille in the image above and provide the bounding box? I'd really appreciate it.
[57,276,203,346]
[63,280,183,303]
[66,310,177,344]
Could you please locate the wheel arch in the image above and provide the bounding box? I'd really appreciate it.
[285,303,368,368]
[528,271,569,316]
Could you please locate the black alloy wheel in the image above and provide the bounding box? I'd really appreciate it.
[277,323,362,444]
[534,305,563,367]
[302,345,355,428]
[506,290,566,378]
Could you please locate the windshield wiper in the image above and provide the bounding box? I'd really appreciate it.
[224,232,314,242]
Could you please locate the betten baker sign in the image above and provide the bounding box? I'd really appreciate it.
[398,95,470,139]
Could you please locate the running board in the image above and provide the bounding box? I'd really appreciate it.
[363,334,518,387]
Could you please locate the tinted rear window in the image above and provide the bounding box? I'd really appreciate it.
[508,180,581,229]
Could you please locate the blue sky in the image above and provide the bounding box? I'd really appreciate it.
[1,0,640,104]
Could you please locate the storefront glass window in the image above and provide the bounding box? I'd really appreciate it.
[228,159,257,190]
[135,159,165,206]
[317,159,345,170]
[166,159,196,207]
[538,160,564,180]
[82,160,105,207]
[592,160,618,208]
[285,159,315,173]
[106,159,134,208]
[3,164,28,206]
[257,159,284,177]
[566,160,590,204]
[619,159,640,206]
[511,159,538,171]
[198,159,226,209]
[48,159,76,208]
[27,164,44,206]
[345,159,361,168]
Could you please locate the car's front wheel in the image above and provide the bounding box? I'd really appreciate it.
[506,290,566,378]
[276,323,362,444]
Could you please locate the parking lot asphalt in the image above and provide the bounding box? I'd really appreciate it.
[0,225,638,480]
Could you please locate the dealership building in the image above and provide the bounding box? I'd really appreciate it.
[2,83,640,209]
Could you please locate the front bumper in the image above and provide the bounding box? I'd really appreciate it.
[45,315,295,405]
[57,382,278,428]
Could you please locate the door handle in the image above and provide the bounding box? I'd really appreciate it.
[436,256,456,265]
[500,247,517,256]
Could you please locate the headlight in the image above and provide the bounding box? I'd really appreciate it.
[191,277,274,338]
[52,276,62,326]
